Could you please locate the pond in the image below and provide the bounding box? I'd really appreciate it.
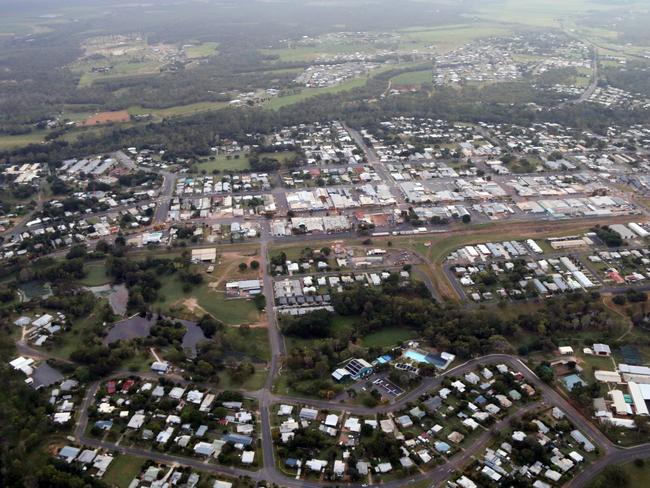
[104,315,155,344]
[104,315,206,358]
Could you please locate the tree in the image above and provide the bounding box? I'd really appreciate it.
[66,245,87,260]
[198,315,223,338]
[238,262,248,272]
[250,260,260,270]
[461,214,471,224]
[593,465,630,487]
[534,362,554,383]
[254,294,266,311]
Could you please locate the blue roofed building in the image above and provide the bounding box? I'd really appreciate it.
[223,433,253,446]
[331,358,373,382]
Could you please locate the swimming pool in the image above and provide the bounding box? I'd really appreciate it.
[404,350,430,364]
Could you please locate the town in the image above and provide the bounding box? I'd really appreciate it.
[4,2,650,488]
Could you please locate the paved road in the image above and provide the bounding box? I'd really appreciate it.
[576,44,599,104]
[153,170,177,225]
[559,29,599,106]
[344,123,405,206]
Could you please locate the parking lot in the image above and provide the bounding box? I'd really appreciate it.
[372,377,404,399]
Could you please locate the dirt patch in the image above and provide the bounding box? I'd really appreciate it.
[47,442,65,456]
[181,297,209,316]
[82,110,131,126]
[209,252,261,289]
[181,298,266,328]
[236,320,268,329]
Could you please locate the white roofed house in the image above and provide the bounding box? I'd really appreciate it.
[226,279,262,297]
[194,441,216,457]
[324,414,339,427]
[333,459,345,477]
[593,343,611,356]
[151,361,169,373]
[628,382,650,416]
[32,314,53,329]
[300,407,319,421]
[241,451,255,464]
[127,413,146,429]
[191,247,217,263]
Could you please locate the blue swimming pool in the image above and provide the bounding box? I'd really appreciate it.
[404,350,429,364]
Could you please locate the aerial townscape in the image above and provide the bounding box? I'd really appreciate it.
[6,1,650,488]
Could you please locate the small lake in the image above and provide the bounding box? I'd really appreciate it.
[104,315,206,358]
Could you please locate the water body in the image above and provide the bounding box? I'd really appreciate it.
[104,315,206,357]
[181,322,207,358]
[18,281,52,301]
[104,315,155,344]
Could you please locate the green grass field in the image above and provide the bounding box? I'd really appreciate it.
[390,69,432,85]
[217,368,267,390]
[128,100,229,119]
[258,151,298,166]
[588,461,650,488]
[470,0,642,27]
[184,41,219,58]
[263,78,370,110]
[261,41,379,63]
[156,275,261,326]
[362,327,417,348]
[102,455,145,488]
[400,24,513,52]
[74,57,163,87]
[221,327,271,362]
[331,315,357,338]
[194,152,251,172]
[194,288,261,326]
[80,262,109,286]
[43,301,109,360]
[0,131,47,150]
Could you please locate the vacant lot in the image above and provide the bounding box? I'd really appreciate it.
[154,251,263,325]
[103,455,145,488]
[82,110,131,126]
[128,101,229,120]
